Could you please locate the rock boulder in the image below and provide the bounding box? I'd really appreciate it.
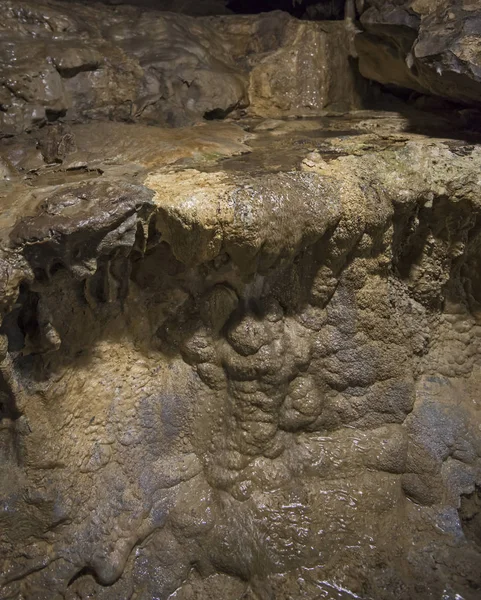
[356,0,481,105]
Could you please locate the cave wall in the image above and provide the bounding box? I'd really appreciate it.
[0,1,481,600]
[1,121,481,599]
[0,123,481,600]
[0,0,366,136]
[356,0,481,106]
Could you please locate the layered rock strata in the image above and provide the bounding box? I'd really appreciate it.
[356,0,481,106]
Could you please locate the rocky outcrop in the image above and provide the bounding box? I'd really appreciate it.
[0,0,364,136]
[356,0,481,106]
[1,2,481,599]
[1,110,481,599]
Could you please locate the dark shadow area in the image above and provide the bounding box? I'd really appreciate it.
[346,66,481,144]
[227,0,345,19]
[204,108,233,120]
[67,566,105,587]
[459,486,481,547]
[56,0,347,19]
[378,89,481,144]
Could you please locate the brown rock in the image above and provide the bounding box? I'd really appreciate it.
[356,0,481,106]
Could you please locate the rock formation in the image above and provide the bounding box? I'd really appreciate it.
[0,1,481,600]
[356,0,481,106]
[0,0,363,135]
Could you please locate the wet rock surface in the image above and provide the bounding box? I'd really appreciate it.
[0,0,363,136]
[1,2,481,600]
[1,108,481,599]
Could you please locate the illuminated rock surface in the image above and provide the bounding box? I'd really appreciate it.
[357,0,481,106]
[0,0,362,134]
[0,2,481,600]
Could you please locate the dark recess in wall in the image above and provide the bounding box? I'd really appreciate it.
[227,0,345,19]
[459,486,481,547]
[56,0,347,19]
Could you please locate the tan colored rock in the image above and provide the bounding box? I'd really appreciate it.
[249,20,364,116]
[1,105,481,600]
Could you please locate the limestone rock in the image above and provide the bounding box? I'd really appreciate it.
[249,19,364,116]
[0,0,363,135]
[356,0,481,105]
[1,112,481,599]
[1,3,481,598]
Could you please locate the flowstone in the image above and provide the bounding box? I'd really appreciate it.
[0,1,481,599]
[0,0,362,135]
[1,110,481,599]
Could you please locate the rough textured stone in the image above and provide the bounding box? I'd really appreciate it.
[0,0,364,135]
[1,109,481,599]
[356,0,481,106]
[1,2,481,598]
[248,19,363,116]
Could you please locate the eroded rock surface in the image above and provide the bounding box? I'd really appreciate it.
[356,0,481,106]
[1,1,481,599]
[0,0,364,136]
[0,110,481,599]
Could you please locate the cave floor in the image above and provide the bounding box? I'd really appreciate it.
[2,108,480,237]
[3,110,480,184]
